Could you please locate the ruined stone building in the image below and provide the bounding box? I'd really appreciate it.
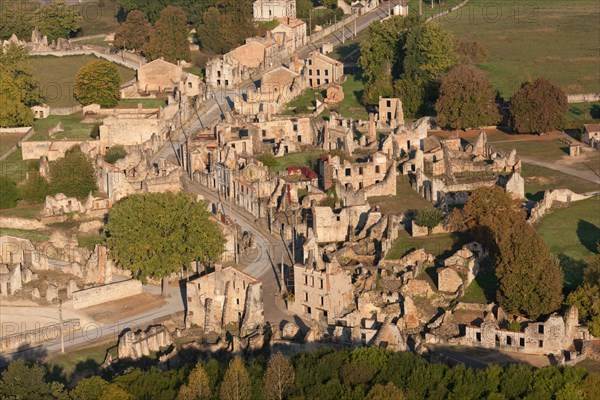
[307,51,344,88]
[462,306,592,358]
[289,231,355,323]
[318,152,393,192]
[436,243,483,293]
[254,0,297,21]
[186,266,264,336]
[272,17,307,51]
[134,58,202,97]
[377,97,404,129]
[380,117,429,157]
[310,205,371,243]
[583,123,600,150]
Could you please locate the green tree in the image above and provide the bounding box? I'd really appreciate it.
[414,207,444,235]
[402,21,455,83]
[74,60,121,108]
[104,145,128,164]
[178,362,212,400]
[70,376,109,400]
[435,64,500,130]
[49,146,97,199]
[220,357,251,400]
[19,173,51,204]
[0,177,19,209]
[0,0,34,40]
[0,360,68,399]
[496,219,564,319]
[0,44,41,127]
[366,383,404,400]
[584,246,600,285]
[392,78,427,118]
[567,270,600,337]
[263,352,295,400]
[98,384,134,400]
[106,192,225,296]
[196,1,256,54]
[145,6,191,62]
[35,2,81,42]
[113,10,152,52]
[509,78,568,134]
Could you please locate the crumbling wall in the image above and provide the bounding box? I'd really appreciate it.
[529,189,593,223]
[72,279,142,309]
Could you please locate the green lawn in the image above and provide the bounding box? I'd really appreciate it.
[460,272,498,304]
[386,231,465,260]
[75,0,120,37]
[77,233,106,250]
[0,204,42,219]
[0,148,31,183]
[257,150,326,172]
[0,132,26,155]
[30,55,135,107]
[117,98,168,109]
[536,196,600,289]
[566,102,600,124]
[369,175,432,214]
[521,164,599,201]
[45,341,116,384]
[333,73,369,121]
[31,113,97,141]
[0,229,50,242]
[284,88,324,115]
[440,0,600,98]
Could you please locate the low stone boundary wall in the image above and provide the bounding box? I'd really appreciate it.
[0,319,80,352]
[0,127,35,161]
[567,93,600,103]
[73,279,143,309]
[0,216,46,231]
[0,127,32,134]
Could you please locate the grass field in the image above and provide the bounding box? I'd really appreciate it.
[440,0,600,97]
[31,113,97,141]
[521,164,599,201]
[369,175,432,214]
[30,55,135,107]
[284,88,324,115]
[460,272,498,304]
[386,231,466,259]
[0,132,26,156]
[45,341,116,384]
[333,73,369,121]
[0,228,50,242]
[257,150,325,172]
[536,196,600,289]
[76,0,120,37]
[117,98,168,109]
[0,148,31,183]
[0,204,42,219]
[566,102,600,124]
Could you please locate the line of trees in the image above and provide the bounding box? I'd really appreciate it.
[1,347,597,399]
[359,15,570,133]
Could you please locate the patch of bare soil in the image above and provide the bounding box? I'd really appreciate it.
[81,293,166,324]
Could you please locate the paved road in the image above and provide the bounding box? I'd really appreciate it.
[520,156,600,185]
[0,283,185,363]
[182,178,292,325]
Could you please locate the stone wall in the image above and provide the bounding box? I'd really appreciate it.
[21,140,100,161]
[0,217,46,231]
[529,189,594,223]
[72,279,142,309]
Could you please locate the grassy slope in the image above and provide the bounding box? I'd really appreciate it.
[441,0,600,97]
[369,175,432,214]
[30,55,135,107]
[536,196,600,289]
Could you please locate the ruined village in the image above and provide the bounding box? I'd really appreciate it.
[0,0,599,398]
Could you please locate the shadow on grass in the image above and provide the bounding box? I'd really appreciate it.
[577,219,600,254]
[558,254,586,292]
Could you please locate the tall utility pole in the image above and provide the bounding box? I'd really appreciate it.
[59,299,65,354]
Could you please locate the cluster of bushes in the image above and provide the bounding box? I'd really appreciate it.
[0,147,97,210]
[1,347,597,400]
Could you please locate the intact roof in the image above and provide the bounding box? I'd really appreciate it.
[584,123,600,132]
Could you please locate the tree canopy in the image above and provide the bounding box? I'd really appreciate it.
[0,44,41,127]
[453,186,563,319]
[113,10,152,52]
[414,207,444,235]
[48,146,98,199]
[509,78,568,134]
[220,357,251,400]
[74,60,122,108]
[196,0,256,55]
[106,192,225,295]
[0,177,19,209]
[144,6,191,62]
[35,1,82,42]
[263,352,295,400]
[359,15,455,116]
[435,64,500,130]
